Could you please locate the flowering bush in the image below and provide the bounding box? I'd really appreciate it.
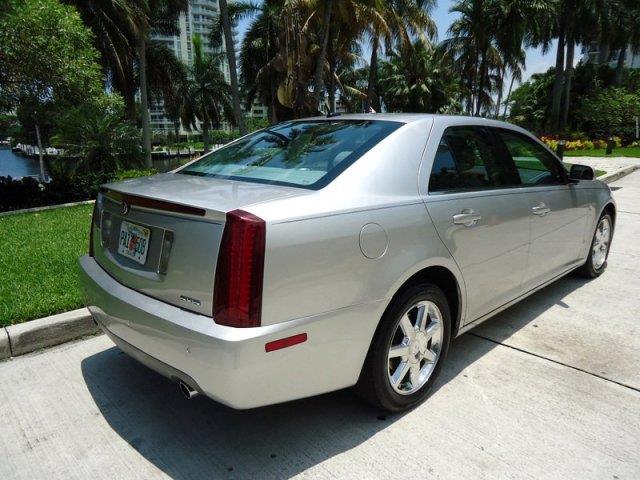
[540,135,623,151]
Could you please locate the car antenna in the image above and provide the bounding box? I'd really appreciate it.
[326,111,341,118]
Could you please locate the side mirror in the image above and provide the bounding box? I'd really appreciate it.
[569,164,595,181]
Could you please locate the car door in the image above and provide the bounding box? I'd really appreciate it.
[423,125,531,324]
[492,128,589,291]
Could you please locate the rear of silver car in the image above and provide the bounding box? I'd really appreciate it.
[80,119,407,408]
[80,183,368,408]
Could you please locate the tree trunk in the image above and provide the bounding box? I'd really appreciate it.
[597,43,610,64]
[202,119,210,152]
[502,74,516,118]
[138,36,152,168]
[174,122,180,161]
[550,26,566,133]
[34,122,45,182]
[328,77,336,113]
[476,54,486,116]
[312,0,333,110]
[269,82,277,124]
[367,36,380,112]
[614,46,627,86]
[559,38,575,132]
[494,67,505,118]
[219,0,247,135]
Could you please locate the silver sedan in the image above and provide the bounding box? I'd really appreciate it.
[79,114,615,412]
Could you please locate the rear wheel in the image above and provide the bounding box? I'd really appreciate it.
[356,283,451,412]
[577,213,613,278]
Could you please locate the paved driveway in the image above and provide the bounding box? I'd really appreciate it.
[1,172,639,480]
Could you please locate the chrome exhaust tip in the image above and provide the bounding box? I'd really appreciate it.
[179,381,199,399]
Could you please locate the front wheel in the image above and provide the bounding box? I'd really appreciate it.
[577,213,613,278]
[356,283,451,412]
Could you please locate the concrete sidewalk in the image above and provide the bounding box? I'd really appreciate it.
[1,173,639,480]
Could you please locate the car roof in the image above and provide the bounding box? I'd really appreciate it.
[297,113,526,130]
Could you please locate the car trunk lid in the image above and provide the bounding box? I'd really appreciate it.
[91,173,309,316]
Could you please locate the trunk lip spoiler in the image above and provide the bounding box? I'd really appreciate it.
[100,187,207,217]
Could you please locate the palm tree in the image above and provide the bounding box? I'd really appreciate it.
[181,35,235,151]
[62,0,146,119]
[66,0,187,166]
[218,0,247,135]
[491,0,555,118]
[367,0,436,112]
[599,0,640,87]
[138,0,188,167]
[442,0,502,116]
[378,39,461,113]
[311,0,334,108]
[541,0,602,132]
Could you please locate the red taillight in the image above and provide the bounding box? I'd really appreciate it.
[89,203,97,257]
[213,209,266,327]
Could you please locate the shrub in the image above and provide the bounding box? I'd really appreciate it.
[576,88,640,143]
[207,130,240,145]
[0,168,157,212]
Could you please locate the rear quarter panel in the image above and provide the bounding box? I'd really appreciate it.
[247,119,464,329]
[259,203,457,326]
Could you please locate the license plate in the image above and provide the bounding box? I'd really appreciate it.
[117,221,151,265]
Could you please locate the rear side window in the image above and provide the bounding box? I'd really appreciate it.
[429,126,520,193]
[494,129,566,186]
[179,120,401,189]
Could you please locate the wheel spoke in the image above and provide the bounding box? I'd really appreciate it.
[391,361,410,387]
[415,304,427,331]
[423,349,437,363]
[425,319,440,341]
[409,363,421,387]
[388,344,410,359]
[399,314,415,339]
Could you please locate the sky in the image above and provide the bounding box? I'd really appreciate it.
[236,0,564,87]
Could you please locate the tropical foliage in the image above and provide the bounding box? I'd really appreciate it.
[510,64,640,142]
[180,35,235,150]
[51,94,143,175]
[0,0,102,179]
[3,0,640,179]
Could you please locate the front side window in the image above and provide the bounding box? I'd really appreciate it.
[179,120,402,189]
[428,126,520,193]
[495,129,566,186]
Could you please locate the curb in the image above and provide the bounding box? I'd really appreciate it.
[0,200,95,217]
[1,308,100,359]
[0,328,10,359]
[600,165,640,184]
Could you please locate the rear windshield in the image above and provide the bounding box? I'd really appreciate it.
[178,120,402,189]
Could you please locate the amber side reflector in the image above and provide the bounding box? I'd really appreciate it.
[265,333,308,353]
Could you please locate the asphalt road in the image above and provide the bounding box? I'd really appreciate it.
[1,172,639,480]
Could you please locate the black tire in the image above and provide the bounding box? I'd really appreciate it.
[356,282,451,412]
[577,212,613,278]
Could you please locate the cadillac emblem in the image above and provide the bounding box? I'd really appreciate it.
[121,201,130,216]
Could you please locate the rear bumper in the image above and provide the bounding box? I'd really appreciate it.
[79,255,382,409]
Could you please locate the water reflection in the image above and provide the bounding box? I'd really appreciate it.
[0,148,46,178]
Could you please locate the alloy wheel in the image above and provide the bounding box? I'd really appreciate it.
[592,217,611,270]
[386,301,444,395]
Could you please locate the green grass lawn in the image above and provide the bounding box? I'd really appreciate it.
[564,146,640,158]
[0,204,92,327]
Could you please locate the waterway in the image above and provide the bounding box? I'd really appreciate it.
[0,148,46,179]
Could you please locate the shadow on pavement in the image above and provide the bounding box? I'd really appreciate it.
[81,273,587,479]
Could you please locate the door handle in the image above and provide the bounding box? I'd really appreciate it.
[453,209,482,227]
[532,202,551,216]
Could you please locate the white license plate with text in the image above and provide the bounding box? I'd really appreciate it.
[117,221,151,265]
